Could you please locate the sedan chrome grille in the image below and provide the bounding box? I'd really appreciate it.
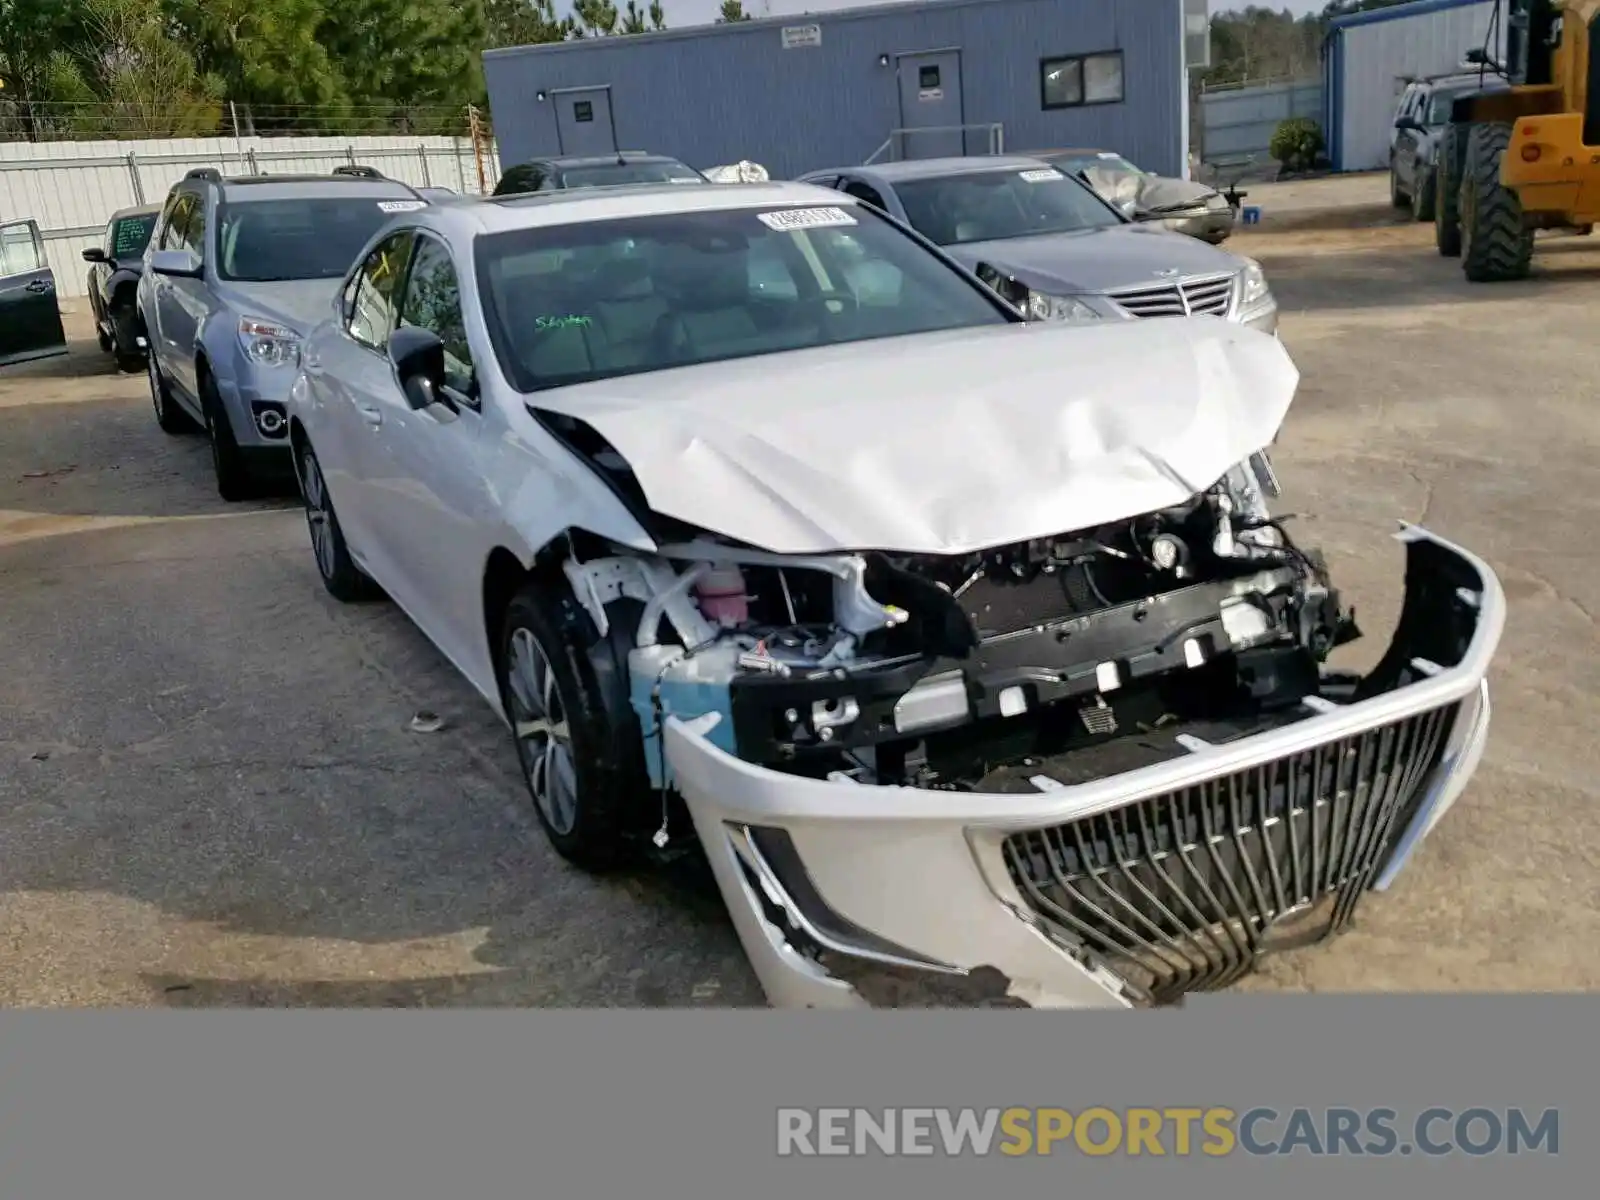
[1001,702,1461,1005]
[1107,272,1236,319]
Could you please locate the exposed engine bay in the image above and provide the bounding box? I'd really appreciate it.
[562,450,1362,799]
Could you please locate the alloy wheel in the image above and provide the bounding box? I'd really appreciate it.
[300,449,337,582]
[507,627,579,836]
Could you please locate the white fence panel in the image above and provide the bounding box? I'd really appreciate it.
[0,135,499,299]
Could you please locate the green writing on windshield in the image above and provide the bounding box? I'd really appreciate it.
[535,314,592,329]
[113,216,156,258]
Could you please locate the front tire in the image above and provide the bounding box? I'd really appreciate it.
[297,439,382,602]
[500,584,649,871]
[111,310,144,373]
[1435,124,1465,256]
[1461,122,1533,282]
[200,370,254,502]
[149,352,198,435]
[1412,165,1437,222]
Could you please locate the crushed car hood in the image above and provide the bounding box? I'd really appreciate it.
[944,224,1243,295]
[1079,165,1221,214]
[529,317,1299,557]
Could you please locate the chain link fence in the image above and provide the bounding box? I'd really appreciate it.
[1,107,501,301]
[0,99,488,143]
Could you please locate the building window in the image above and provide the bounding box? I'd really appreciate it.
[919,65,940,89]
[573,100,594,122]
[1040,50,1125,110]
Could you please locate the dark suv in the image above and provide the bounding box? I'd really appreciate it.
[491,151,705,197]
[83,201,162,371]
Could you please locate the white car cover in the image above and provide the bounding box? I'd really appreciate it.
[702,161,770,183]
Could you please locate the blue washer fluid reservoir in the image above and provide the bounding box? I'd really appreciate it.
[628,643,741,789]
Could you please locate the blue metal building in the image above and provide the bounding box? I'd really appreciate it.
[1322,0,1502,172]
[482,0,1196,181]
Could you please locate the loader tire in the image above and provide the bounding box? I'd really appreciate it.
[1461,122,1533,282]
[1435,124,1464,256]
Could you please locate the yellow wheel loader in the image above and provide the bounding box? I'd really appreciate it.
[1435,0,1600,280]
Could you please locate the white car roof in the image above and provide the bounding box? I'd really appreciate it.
[443,180,856,236]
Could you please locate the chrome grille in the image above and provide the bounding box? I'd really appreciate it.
[1107,272,1236,319]
[1002,703,1461,1005]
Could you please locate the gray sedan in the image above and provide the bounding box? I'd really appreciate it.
[796,156,1276,334]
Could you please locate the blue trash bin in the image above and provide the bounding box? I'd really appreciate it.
[1242,206,1263,225]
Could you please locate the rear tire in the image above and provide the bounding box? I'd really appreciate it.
[200,369,254,502]
[1461,122,1533,282]
[1435,125,1464,257]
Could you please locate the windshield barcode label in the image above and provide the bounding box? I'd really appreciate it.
[1018,169,1059,182]
[758,206,857,230]
[378,200,428,212]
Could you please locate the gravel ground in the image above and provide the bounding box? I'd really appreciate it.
[2,197,1597,1005]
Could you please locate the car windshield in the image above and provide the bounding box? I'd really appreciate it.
[893,167,1123,246]
[559,162,705,188]
[477,204,1013,392]
[217,196,416,282]
[111,213,158,259]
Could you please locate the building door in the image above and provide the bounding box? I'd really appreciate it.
[896,50,966,159]
[554,87,617,156]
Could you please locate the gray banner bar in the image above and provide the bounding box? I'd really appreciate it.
[0,998,1590,1198]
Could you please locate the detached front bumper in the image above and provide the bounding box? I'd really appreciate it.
[664,525,1504,1010]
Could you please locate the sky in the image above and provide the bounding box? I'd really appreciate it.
[654,0,1328,29]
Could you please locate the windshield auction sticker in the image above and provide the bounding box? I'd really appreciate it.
[1018,169,1060,182]
[378,200,428,213]
[758,207,858,231]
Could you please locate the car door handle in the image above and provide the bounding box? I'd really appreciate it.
[25,279,51,294]
[357,405,383,427]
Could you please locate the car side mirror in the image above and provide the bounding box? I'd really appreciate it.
[149,249,202,278]
[388,325,450,412]
[82,247,109,264]
[1395,116,1423,132]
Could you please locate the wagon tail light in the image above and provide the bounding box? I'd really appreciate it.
[1521,144,1542,162]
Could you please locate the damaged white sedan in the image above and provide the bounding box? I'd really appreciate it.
[285,181,1504,1009]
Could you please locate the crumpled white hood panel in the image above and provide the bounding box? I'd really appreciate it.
[532,317,1299,556]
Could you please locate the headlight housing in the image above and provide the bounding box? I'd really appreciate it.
[1024,290,1103,322]
[238,316,300,368]
[1238,259,1273,310]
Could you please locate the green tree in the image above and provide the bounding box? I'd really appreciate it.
[617,0,666,33]
[319,0,488,133]
[163,0,342,133]
[715,0,751,21]
[76,0,220,135]
[484,0,575,46]
[0,0,95,137]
